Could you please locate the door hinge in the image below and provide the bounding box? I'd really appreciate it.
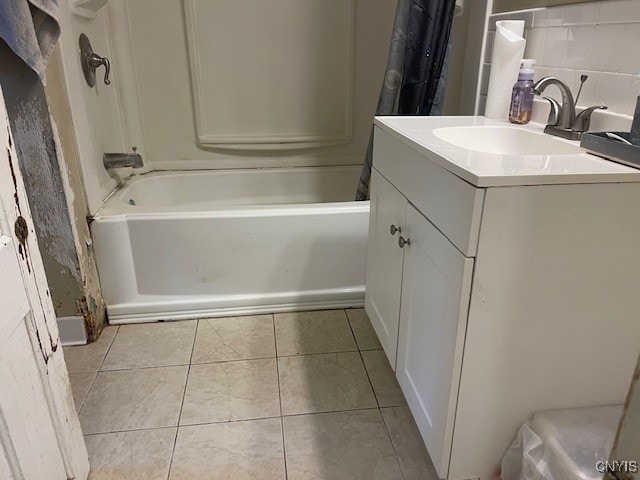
[14,216,28,243]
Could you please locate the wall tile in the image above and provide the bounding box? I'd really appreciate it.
[534,66,552,81]
[533,7,564,28]
[510,10,534,29]
[524,28,547,64]
[618,23,640,75]
[626,78,640,116]
[488,13,512,32]
[598,73,634,113]
[539,68,575,103]
[562,3,599,26]
[589,25,624,72]
[554,68,575,87]
[484,31,495,63]
[598,0,640,25]
[486,1,638,118]
[572,70,602,107]
[480,63,491,95]
[563,26,595,69]
[589,109,633,131]
[477,95,487,116]
[542,28,568,67]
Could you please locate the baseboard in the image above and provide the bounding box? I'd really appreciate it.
[57,316,87,346]
[108,299,365,324]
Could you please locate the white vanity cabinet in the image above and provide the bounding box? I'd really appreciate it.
[365,118,640,480]
[364,169,407,366]
[366,134,480,477]
[366,169,474,473]
[396,203,474,475]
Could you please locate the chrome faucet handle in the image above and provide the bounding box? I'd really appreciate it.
[543,96,561,126]
[88,53,111,85]
[79,33,111,87]
[572,105,608,133]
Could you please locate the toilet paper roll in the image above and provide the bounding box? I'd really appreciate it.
[484,20,526,119]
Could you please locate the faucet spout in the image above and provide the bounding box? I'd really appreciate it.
[103,148,144,170]
[532,76,576,129]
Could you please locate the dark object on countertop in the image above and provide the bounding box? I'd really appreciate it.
[580,131,640,169]
[630,96,640,145]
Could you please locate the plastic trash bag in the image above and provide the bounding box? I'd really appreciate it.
[501,421,557,480]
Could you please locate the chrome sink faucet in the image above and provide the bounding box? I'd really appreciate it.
[532,76,607,140]
[103,147,144,170]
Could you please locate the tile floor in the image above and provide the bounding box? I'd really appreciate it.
[64,308,438,480]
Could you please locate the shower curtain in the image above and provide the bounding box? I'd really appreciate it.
[356,0,456,200]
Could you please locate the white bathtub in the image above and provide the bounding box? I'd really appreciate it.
[91,166,369,323]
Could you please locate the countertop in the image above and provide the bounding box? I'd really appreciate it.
[374,116,640,187]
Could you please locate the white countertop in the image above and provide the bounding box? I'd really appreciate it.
[374,116,640,187]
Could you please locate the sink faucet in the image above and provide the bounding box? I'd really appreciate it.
[103,147,144,170]
[532,76,607,140]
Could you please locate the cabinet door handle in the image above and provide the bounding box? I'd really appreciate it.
[390,225,401,236]
[398,236,410,248]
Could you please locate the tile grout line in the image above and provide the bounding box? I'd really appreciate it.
[273,314,289,480]
[82,424,182,437]
[78,326,120,416]
[345,309,381,408]
[344,308,362,351]
[97,325,120,372]
[76,372,97,414]
[379,407,409,480]
[191,354,277,365]
[166,318,199,480]
[97,363,192,373]
[276,348,360,358]
[83,345,382,373]
[80,405,398,437]
[281,406,381,419]
[345,310,407,479]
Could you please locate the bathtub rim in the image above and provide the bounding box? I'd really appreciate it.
[96,165,365,216]
[93,200,369,221]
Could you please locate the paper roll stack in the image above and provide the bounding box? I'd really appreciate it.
[485,20,526,119]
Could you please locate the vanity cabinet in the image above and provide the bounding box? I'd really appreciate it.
[396,203,474,475]
[367,166,475,476]
[365,120,640,480]
[365,169,406,366]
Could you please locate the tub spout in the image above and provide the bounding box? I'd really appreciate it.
[104,147,144,170]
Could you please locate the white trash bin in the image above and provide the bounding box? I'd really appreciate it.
[501,405,623,480]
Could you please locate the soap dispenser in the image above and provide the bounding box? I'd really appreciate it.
[509,59,536,124]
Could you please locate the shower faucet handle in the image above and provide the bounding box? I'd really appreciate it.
[79,33,111,87]
[89,53,111,85]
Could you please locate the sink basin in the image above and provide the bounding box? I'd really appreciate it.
[433,126,583,156]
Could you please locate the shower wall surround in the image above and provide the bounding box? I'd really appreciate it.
[55,0,141,214]
[113,0,396,169]
[479,0,640,128]
[184,0,354,149]
[53,0,396,213]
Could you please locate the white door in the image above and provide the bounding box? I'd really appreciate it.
[364,168,407,369]
[396,204,474,479]
[0,87,89,479]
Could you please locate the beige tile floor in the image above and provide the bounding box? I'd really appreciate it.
[64,308,438,480]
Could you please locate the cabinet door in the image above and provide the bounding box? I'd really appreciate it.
[365,168,407,369]
[396,204,473,479]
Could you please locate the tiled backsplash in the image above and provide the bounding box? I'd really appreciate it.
[480,0,640,120]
